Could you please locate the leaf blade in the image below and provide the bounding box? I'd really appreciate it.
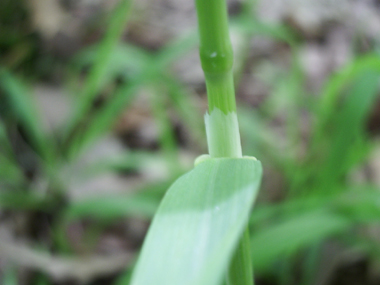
[131,158,262,285]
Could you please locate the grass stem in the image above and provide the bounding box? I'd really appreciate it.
[195,0,254,284]
[227,229,254,285]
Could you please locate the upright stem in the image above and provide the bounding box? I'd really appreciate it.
[227,228,254,285]
[195,0,235,115]
[194,0,254,284]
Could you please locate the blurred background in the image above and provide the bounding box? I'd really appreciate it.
[1,0,380,284]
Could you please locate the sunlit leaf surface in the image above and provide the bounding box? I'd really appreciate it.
[131,157,262,285]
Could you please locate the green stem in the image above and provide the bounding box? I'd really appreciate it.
[195,0,254,284]
[195,0,235,114]
[226,228,254,285]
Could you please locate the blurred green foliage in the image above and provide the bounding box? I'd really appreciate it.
[1,0,380,284]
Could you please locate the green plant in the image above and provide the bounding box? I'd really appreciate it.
[2,0,380,284]
[130,1,263,285]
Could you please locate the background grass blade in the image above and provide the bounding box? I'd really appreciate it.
[131,158,262,285]
[64,193,159,221]
[250,210,351,272]
[64,0,133,138]
[316,71,380,190]
[0,68,52,159]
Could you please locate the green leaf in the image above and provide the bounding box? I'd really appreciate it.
[0,191,52,210]
[131,157,262,285]
[74,43,151,85]
[0,68,53,159]
[232,16,297,46]
[0,155,24,184]
[65,194,159,221]
[317,54,380,124]
[251,210,351,272]
[66,80,140,157]
[64,0,133,137]
[0,120,13,153]
[316,71,379,188]
[67,33,198,157]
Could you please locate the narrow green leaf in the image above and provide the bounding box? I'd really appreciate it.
[64,0,133,137]
[0,68,52,159]
[0,154,24,184]
[153,31,197,68]
[0,191,52,210]
[68,34,198,157]
[249,188,380,272]
[251,210,351,272]
[317,71,379,189]
[232,17,297,46]
[162,75,205,145]
[131,157,262,285]
[313,54,380,144]
[74,43,151,84]
[67,77,146,158]
[0,120,13,153]
[65,194,159,221]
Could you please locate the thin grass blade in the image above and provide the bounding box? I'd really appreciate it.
[64,0,133,137]
[0,69,53,160]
